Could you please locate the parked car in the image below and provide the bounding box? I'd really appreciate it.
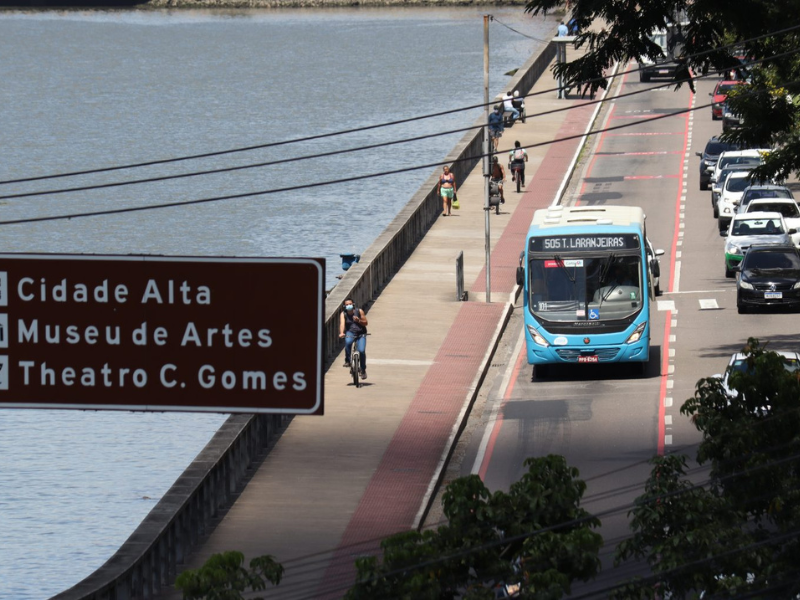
[742,198,800,246]
[735,245,800,313]
[737,184,794,213]
[717,171,773,233]
[709,80,743,120]
[723,212,794,277]
[712,165,756,213]
[695,136,740,191]
[715,348,800,393]
[722,102,743,131]
[710,149,769,188]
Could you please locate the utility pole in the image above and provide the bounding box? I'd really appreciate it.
[483,14,491,303]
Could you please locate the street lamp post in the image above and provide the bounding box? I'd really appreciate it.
[483,14,491,303]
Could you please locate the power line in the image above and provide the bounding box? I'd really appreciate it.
[0,89,763,227]
[2,21,797,189]
[2,43,796,204]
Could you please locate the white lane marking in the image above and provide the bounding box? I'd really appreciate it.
[667,380,674,389]
[663,288,729,294]
[668,364,675,374]
[369,358,435,366]
[665,397,673,407]
[669,348,675,357]
[676,251,682,258]
[674,260,682,292]
[671,318,678,327]
[665,415,673,425]
[470,328,525,475]
[657,300,676,311]
[669,334,676,342]
[665,434,673,445]
[699,298,720,310]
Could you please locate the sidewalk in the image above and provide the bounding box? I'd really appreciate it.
[165,51,600,600]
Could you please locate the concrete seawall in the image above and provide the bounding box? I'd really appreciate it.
[50,36,558,600]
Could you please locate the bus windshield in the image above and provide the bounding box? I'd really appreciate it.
[529,255,643,322]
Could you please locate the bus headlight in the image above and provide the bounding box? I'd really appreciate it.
[526,325,549,347]
[626,322,647,344]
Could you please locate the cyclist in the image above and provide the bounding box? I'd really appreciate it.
[508,141,528,188]
[490,156,505,204]
[339,297,368,379]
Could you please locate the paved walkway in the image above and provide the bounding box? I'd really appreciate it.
[164,48,600,600]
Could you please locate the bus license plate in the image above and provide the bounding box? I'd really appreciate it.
[578,356,599,363]
[765,291,783,299]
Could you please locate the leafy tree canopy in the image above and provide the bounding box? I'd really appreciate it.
[524,0,800,181]
[613,339,800,599]
[175,550,284,600]
[345,455,603,600]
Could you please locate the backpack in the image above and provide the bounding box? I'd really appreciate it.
[513,148,525,161]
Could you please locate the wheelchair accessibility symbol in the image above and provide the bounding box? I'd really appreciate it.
[588,308,599,320]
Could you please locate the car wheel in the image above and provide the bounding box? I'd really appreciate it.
[533,364,548,380]
[700,180,708,191]
[713,204,719,218]
[738,303,748,314]
[654,283,661,296]
[725,265,734,278]
[640,73,650,83]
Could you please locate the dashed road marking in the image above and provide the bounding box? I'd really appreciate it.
[699,298,720,310]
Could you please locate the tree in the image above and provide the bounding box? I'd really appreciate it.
[612,339,800,599]
[345,455,603,600]
[175,550,284,600]
[523,0,800,181]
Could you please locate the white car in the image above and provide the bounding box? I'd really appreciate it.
[743,198,800,247]
[717,170,763,233]
[710,149,769,187]
[714,350,800,399]
[724,211,794,277]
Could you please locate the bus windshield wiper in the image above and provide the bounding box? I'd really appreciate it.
[553,254,576,283]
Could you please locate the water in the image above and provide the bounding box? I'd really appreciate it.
[0,8,555,598]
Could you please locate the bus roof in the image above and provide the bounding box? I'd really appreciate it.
[530,205,646,233]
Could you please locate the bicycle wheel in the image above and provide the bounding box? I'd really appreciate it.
[351,353,361,388]
[516,173,521,194]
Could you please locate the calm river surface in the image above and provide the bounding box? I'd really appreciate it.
[0,8,554,598]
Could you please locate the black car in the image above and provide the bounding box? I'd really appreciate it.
[696,136,740,191]
[736,245,800,314]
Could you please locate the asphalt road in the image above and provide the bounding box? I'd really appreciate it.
[456,64,800,596]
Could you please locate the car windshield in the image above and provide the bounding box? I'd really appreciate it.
[719,156,761,170]
[744,189,793,201]
[717,83,739,95]
[748,203,800,218]
[732,217,786,236]
[744,250,800,270]
[726,176,754,192]
[730,357,800,375]
[706,141,739,155]
[529,256,643,323]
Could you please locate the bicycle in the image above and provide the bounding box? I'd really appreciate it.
[348,333,367,388]
[509,161,524,193]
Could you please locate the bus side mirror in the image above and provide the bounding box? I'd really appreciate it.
[516,266,524,286]
[655,249,665,256]
[650,259,661,278]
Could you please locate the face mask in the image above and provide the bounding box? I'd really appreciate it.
[345,305,354,311]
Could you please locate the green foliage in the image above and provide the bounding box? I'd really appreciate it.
[523,0,800,181]
[175,551,284,600]
[612,339,800,599]
[345,455,603,600]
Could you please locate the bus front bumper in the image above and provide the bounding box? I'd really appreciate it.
[525,328,650,365]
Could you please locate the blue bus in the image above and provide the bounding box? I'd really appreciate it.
[515,205,657,375]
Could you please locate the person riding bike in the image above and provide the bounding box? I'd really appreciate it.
[490,156,505,204]
[339,297,368,380]
[508,141,528,188]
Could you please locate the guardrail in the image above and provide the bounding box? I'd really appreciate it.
[50,35,558,600]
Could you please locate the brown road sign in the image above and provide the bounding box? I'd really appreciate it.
[0,254,325,415]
